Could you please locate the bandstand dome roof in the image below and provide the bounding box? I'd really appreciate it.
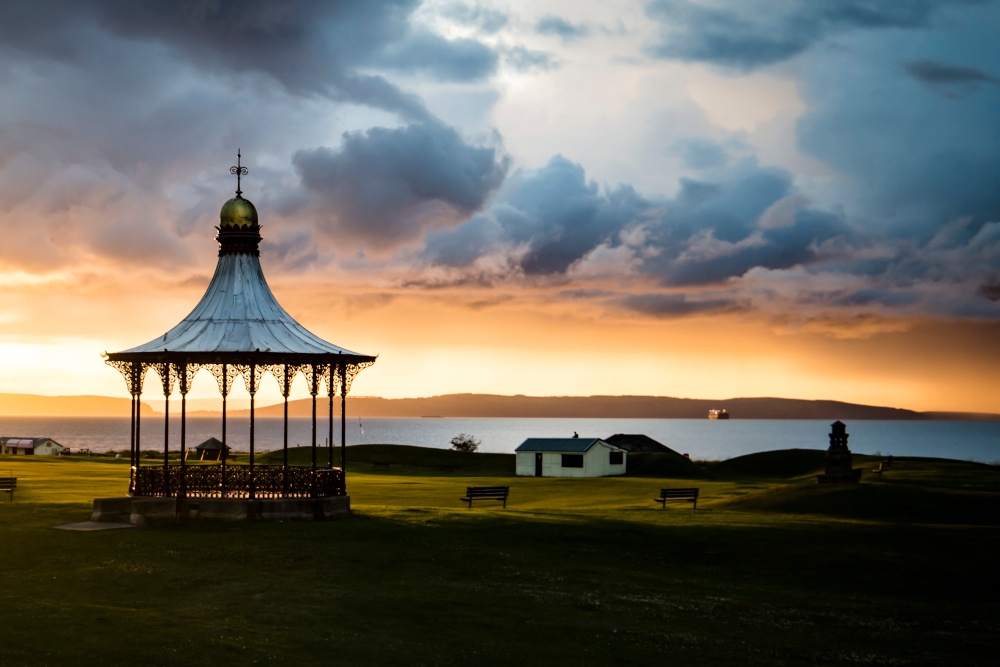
[220,196,258,228]
[106,191,375,365]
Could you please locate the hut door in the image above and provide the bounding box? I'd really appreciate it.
[535,453,543,477]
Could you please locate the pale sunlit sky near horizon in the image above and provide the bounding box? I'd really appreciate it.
[0,1,998,413]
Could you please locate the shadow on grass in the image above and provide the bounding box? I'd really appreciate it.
[2,501,998,666]
[713,480,1000,525]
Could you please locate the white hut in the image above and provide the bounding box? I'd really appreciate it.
[1,437,65,456]
[515,438,627,478]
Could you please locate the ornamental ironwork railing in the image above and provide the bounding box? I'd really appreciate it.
[132,465,345,499]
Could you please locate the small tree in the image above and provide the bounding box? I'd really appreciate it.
[450,433,481,453]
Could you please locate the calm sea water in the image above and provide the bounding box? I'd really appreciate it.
[1,416,998,463]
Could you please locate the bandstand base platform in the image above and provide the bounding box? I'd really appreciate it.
[91,495,351,527]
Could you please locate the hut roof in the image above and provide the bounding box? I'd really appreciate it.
[195,437,230,451]
[1,436,62,448]
[604,434,679,455]
[515,438,622,453]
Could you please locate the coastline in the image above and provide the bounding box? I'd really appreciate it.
[4,392,998,421]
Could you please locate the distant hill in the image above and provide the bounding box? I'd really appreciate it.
[0,393,158,417]
[3,392,997,420]
[226,394,999,421]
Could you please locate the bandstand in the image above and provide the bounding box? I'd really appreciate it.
[95,153,375,524]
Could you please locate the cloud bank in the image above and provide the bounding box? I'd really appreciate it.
[0,0,996,338]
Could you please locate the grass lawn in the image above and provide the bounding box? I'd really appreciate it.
[0,446,997,666]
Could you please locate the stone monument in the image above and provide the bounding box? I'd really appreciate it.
[817,420,862,484]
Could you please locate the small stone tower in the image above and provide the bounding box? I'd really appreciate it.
[817,421,862,484]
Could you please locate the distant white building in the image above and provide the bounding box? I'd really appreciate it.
[515,438,627,478]
[1,437,65,456]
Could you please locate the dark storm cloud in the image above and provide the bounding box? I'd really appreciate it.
[906,60,998,85]
[643,0,980,71]
[375,30,498,82]
[424,153,851,289]
[0,0,498,121]
[559,289,615,300]
[836,289,918,307]
[618,293,741,317]
[535,16,590,41]
[656,160,792,244]
[423,212,506,267]
[425,156,648,275]
[979,280,1000,302]
[0,0,511,271]
[293,121,509,245]
[505,158,647,275]
[653,210,851,287]
[419,147,1000,319]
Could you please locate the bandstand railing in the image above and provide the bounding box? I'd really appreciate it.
[133,464,345,499]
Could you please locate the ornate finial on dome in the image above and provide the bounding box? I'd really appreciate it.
[230,148,248,197]
[218,150,261,254]
[220,150,259,230]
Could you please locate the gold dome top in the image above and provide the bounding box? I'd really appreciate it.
[220,196,258,228]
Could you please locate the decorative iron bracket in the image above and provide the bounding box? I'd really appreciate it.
[236,363,265,396]
[205,363,242,398]
[155,362,177,397]
[343,360,375,396]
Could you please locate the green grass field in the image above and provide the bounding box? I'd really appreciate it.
[1,446,997,666]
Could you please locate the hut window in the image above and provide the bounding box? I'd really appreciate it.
[609,451,623,465]
[561,454,584,468]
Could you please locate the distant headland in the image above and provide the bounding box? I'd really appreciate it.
[1,392,997,421]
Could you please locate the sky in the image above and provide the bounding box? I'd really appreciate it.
[0,0,998,413]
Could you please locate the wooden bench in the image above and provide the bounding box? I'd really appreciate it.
[460,486,509,508]
[372,461,391,469]
[872,459,892,475]
[654,487,699,509]
[0,477,16,501]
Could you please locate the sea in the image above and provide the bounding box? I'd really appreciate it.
[1,416,999,463]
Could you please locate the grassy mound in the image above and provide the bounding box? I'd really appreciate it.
[712,456,1000,525]
[626,451,710,478]
[707,448,828,479]
[258,443,514,476]
[715,481,1000,525]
